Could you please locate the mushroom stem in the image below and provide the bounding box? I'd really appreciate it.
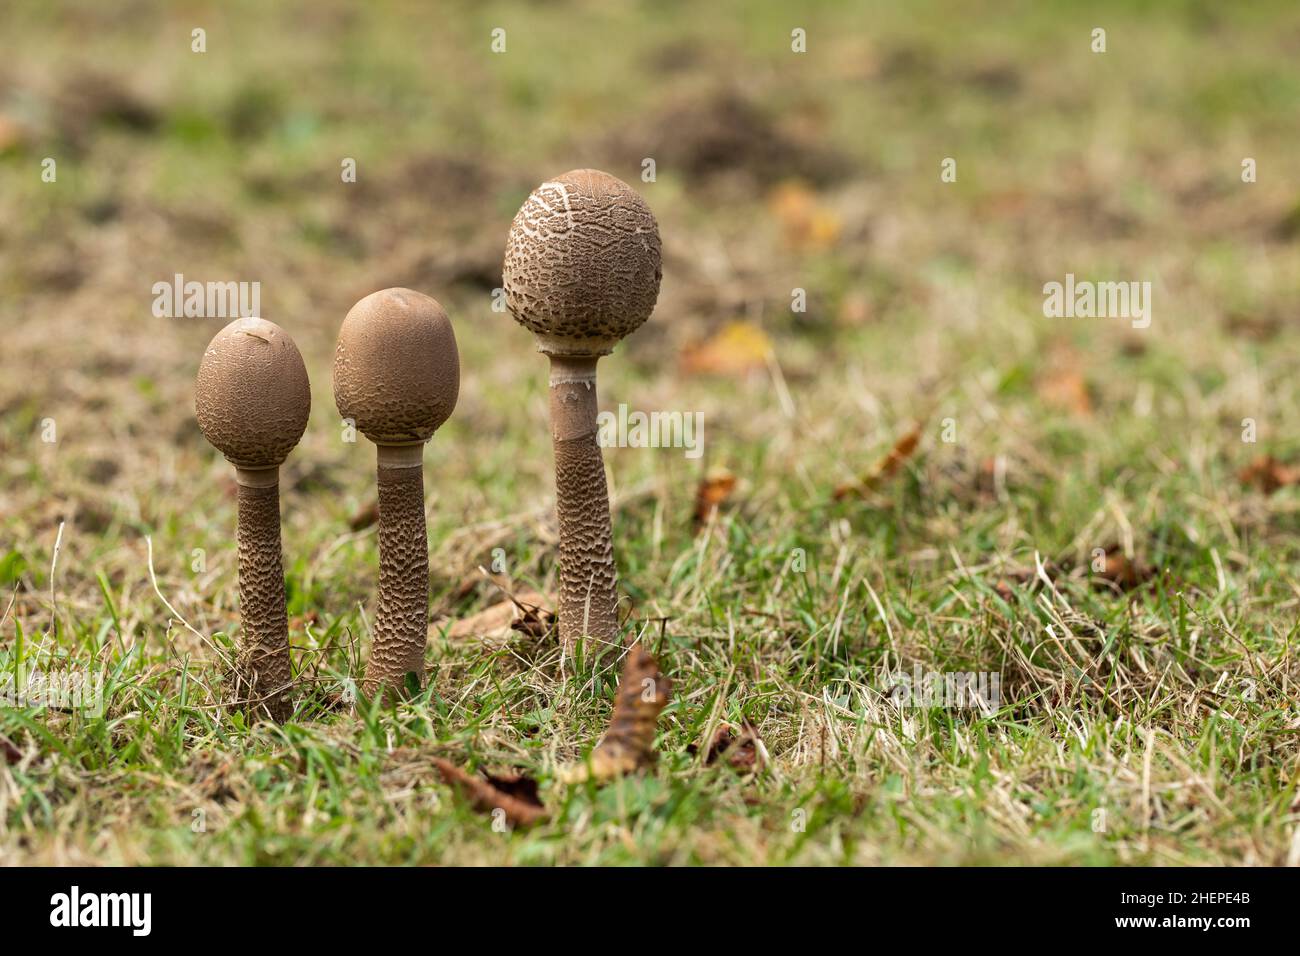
[547,354,618,648]
[366,443,429,699]
[233,466,293,722]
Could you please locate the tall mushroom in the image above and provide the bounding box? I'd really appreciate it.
[195,317,311,722]
[502,169,662,649]
[333,288,459,700]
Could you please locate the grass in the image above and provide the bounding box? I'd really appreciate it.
[1,0,1298,865]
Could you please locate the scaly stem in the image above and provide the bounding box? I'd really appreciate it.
[233,466,293,722]
[366,443,429,699]
[547,354,618,649]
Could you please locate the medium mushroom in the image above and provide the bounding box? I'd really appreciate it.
[195,317,311,722]
[333,288,459,699]
[502,169,662,648]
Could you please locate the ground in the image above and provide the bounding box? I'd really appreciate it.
[1,0,1298,865]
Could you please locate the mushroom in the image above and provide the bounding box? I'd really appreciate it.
[502,169,662,648]
[195,317,311,722]
[333,288,459,699]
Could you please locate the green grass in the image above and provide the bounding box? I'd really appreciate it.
[1,0,1298,865]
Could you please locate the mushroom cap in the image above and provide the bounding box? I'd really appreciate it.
[195,317,311,469]
[333,288,460,444]
[502,168,662,356]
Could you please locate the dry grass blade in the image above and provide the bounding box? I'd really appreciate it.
[559,644,671,784]
[431,758,549,828]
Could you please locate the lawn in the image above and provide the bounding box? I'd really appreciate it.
[1,0,1298,865]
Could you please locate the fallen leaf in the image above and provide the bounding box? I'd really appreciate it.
[480,769,543,806]
[1091,547,1155,592]
[979,189,1030,219]
[0,114,29,152]
[833,421,924,500]
[702,722,764,772]
[679,321,772,378]
[768,181,842,251]
[1,734,21,765]
[289,610,319,632]
[1037,367,1093,417]
[192,755,239,802]
[432,758,549,828]
[693,469,737,530]
[508,603,554,640]
[445,589,555,643]
[992,580,1017,602]
[1118,333,1147,357]
[1274,201,1300,241]
[347,499,379,531]
[975,456,1002,498]
[558,645,671,784]
[1225,311,1281,342]
[1238,455,1300,494]
[836,291,873,327]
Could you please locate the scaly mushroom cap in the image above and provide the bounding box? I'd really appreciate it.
[195,317,311,469]
[502,169,662,356]
[333,288,460,444]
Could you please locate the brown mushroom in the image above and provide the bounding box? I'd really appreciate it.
[195,317,311,722]
[333,288,459,699]
[502,169,662,648]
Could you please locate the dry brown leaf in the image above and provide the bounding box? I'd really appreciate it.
[1238,454,1300,494]
[1037,349,1093,417]
[192,755,239,802]
[702,722,763,773]
[693,469,738,530]
[432,758,549,828]
[558,645,671,784]
[833,421,924,500]
[679,321,772,378]
[1038,368,1092,416]
[1091,547,1155,592]
[978,189,1030,219]
[975,456,1001,497]
[836,291,873,327]
[0,115,29,152]
[991,561,1056,601]
[508,601,554,640]
[1224,311,1281,342]
[445,589,554,642]
[768,181,842,250]
[347,499,379,531]
[1,733,21,766]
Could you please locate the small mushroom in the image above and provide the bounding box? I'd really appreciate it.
[502,169,662,648]
[195,317,311,722]
[333,288,459,699]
